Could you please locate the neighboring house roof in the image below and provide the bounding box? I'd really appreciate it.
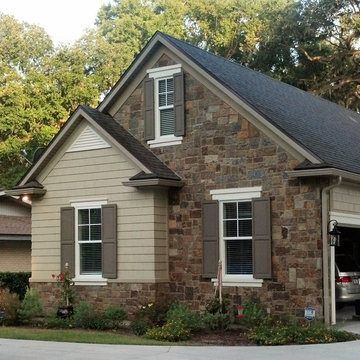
[0,215,31,236]
[100,31,360,177]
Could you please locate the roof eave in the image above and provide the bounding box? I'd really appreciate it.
[122,178,184,188]
[286,168,360,184]
[5,187,47,198]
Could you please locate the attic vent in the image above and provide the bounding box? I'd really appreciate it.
[67,126,110,153]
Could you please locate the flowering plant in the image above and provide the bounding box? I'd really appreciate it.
[52,263,75,306]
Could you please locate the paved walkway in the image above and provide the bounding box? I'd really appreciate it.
[1,338,360,360]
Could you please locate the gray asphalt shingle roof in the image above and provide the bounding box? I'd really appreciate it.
[159,32,360,175]
[81,106,181,181]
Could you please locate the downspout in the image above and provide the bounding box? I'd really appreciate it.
[321,176,342,324]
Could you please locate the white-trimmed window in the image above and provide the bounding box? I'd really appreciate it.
[72,200,107,284]
[146,64,184,147]
[210,187,264,287]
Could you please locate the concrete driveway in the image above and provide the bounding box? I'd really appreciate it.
[1,338,360,360]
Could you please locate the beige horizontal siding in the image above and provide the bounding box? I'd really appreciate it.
[32,126,168,283]
[331,184,360,214]
[0,241,31,272]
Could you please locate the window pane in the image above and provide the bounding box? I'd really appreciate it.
[78,225,89,241]
[167,93,174,105]
[238,202,251,218]
[80,243,102,275]
[78,209,89,224]
[223,203,237,219]
[90,208,101,224]
[90,225,101,240]
[238,219,252,236]
[159,93,166,107]
[158,79,166,93]
[226,239,252,274]
[167,78,174,92]
[160,108,175,135]
[224,220,237,237]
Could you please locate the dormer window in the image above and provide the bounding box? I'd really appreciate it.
[144,64,184,147]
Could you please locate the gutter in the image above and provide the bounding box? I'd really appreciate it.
[321,176,342,324]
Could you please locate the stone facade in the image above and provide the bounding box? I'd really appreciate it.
[110,55,326,318]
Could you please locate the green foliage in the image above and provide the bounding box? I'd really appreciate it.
[202,312,230,331]
[52,267,75,306]
[18,288,43,323]
[205,293,231,314]
[72,301,106,330]
[0,272,31,300]
[247,321,357,345]
[240,297,269,328]
[145,320,191,342]
[43,316,72,329]
[0,288,22,325]
[103,304,127,329]
[166,303,203,332]
[130,318,151,336]
[133,300,171,328]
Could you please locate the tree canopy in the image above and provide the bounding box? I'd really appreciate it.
[0,0,359,188]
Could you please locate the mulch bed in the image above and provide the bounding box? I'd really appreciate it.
[188,329,253,346]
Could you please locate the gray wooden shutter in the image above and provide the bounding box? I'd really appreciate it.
[60,207,75,276]
[174,71,185,136]
[252,197,272,279]
[102,204,117,279]
[202,201,219,278]
[144,77,155,140]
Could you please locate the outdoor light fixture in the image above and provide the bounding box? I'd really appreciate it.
[328,220,341,247]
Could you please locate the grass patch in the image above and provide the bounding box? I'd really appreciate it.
[0,326,173,345]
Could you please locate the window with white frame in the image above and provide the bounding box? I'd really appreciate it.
[147,64,183,147]
[77,207,102,275]
[223,201,253,275]
[210,187,263,286]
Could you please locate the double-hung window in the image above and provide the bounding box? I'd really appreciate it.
[223,201,252,275]
[145,64,184,147]
[77,207,102,275]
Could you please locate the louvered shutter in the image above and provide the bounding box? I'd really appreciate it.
[60,207,75,276]
[101,204,117,279]
[144,77,155,140]
[202,201,219,278]
[252,198,272,279]
[174,71,185,136]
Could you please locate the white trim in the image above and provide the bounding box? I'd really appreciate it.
[148,135,183,148]
[329,211,360,227]
[71,200,107,282]
[67,125,110,153]
[211,186,263,287]
[147,64,181,78]
[210,187,262,201]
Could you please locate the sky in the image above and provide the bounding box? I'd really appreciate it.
[0,0,110,46]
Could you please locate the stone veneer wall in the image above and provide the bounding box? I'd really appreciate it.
[109,54,327,318]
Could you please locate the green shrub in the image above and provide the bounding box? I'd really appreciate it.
[130,318,150,336]
[44,316,72,329]
[240,297,269,328]
[0,272,31,300]
[0,288,22,325]
[72,301,106,330]
[145,320,191,342]
[247,321,357,345]
[133,300,171,327]
[103,304,127,329]
[18,288,44,323]
[166,303,203,332]
[202,312,230,331]
[206,293,231,314]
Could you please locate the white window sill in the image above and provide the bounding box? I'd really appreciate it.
[212,276,263,288]
[74,276,107,286]
[148,136,183,148]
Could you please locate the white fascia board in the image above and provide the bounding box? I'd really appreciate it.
[286,168,360,184]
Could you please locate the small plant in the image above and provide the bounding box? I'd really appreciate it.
[52,263,75,306]
[130,318,150,336]
[145,320,191,342]
[72,301,105,330]
[206,293,231,314]
[132,300,170,329]
[18,288,43,323]
[240,297,269,329]
[203,311,230,331]
[103,304,127,329]
[0,288,22,325]
[166,303,203,332]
